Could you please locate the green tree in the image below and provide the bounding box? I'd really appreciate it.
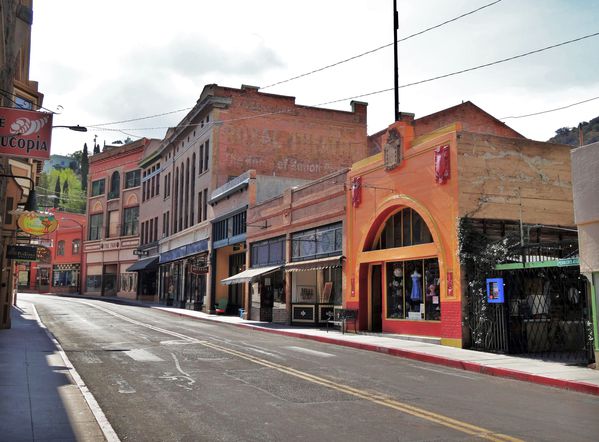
[54,177,61,209]
[81,143,89,191]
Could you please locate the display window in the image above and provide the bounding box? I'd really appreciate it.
[386,258,440,321]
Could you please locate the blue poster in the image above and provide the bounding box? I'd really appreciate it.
[486,278,504,303]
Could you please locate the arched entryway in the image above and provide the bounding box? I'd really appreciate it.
[356,197,447,337]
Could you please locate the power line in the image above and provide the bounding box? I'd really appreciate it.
[260,0,503,90]
[0,86,57,114]
[501,96,599,119]
[75,31,599,136]
[87,107,192,127]
[314,31,599,107]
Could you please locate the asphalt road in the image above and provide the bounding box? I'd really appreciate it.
[23,294,599,442]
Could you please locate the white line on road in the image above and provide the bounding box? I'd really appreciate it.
[408,364,478,380]
[114,377,136,394]
[124,348,164,362]
[285,346,335,358]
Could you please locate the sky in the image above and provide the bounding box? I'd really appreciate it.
[30,0,599,156]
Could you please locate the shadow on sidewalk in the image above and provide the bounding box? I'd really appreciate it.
[0,305,99,441]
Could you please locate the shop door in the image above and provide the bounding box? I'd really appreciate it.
[38,268,50,291]
[371,264,382,332]
[228,253,245,311]
[102,264,117,297]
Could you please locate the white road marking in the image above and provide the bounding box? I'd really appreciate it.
[159,353,196,390]
[408,364,478,380]
[285,346,335,358]
[124,349,164,362]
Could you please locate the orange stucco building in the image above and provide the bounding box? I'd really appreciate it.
[346,103,575,348]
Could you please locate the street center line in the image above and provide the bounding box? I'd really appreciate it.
[62,298,522,442]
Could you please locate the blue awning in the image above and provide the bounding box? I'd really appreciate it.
[159,239,208,264]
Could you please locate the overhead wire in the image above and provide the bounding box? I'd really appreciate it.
[260,0,503,89]
[81,31,599,134]
[500,96,599,119]
[313,31,599,107]
[82,1,503,131]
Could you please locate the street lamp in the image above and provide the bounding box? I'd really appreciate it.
[51,125,88,132]
[0,174,37,211]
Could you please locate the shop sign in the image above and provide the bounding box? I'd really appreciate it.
[6,245,37,261]
[133,249,149,256]
[486,278,505,303]
[36,245,51,264]
[0,107,53,160]
[17,211,58,236]
[557,257,579,267]
[190,265,209,274]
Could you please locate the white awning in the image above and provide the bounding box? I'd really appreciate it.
[220,265,281,285]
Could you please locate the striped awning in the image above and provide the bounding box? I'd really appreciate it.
[284,256,343,272]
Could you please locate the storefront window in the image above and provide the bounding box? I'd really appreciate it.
[52,268,79,287]
[291,266,341,305]
[250,236,285,267]
[386,258,440,320]
[86,275,102,292]
[120,272,137,293]
[291,223,342,261]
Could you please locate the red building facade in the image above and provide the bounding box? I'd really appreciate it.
[21,211,86,294]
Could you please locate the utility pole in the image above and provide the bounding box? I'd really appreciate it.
[393,0,400,121]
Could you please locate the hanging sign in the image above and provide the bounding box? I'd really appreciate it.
[6,245,37,261]
[17,211,58,236]
[36,245,51,264]
[434,144,450,184]
[0,107,53,160]
[351,176,362,208]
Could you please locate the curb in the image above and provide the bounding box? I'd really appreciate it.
[44,293,599,397]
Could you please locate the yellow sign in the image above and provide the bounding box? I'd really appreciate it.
[17,211,58,236]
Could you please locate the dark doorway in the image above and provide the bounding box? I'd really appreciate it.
[228,252,245,313]
[371,264,382,332]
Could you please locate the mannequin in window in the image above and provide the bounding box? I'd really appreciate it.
[410,269,422,302]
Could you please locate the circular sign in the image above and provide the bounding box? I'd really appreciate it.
[17,211,59,236]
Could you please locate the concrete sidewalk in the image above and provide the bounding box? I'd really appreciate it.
[0,302,114,442]
[43,293,599,396]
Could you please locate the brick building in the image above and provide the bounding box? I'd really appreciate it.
[347,102,588,360]
[145,83,368,312]
[22,211,86,294]
[239,169,348,324]
[83,138,160,298]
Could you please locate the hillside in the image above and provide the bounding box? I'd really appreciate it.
[548,115,599,147]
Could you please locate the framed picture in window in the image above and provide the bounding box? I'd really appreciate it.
[298,285,315,302]
[321,282,333,303]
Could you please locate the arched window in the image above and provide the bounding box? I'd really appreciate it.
[72,239,80,255]
[190,153,196,223]
[370,208,433,251]
[109,171,120,199]
[173,167,179,233]
[184,158,190,229]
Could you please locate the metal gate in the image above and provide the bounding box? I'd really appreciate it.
[468,266,593,364]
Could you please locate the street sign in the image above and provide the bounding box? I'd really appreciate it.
[6,245,37,261]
